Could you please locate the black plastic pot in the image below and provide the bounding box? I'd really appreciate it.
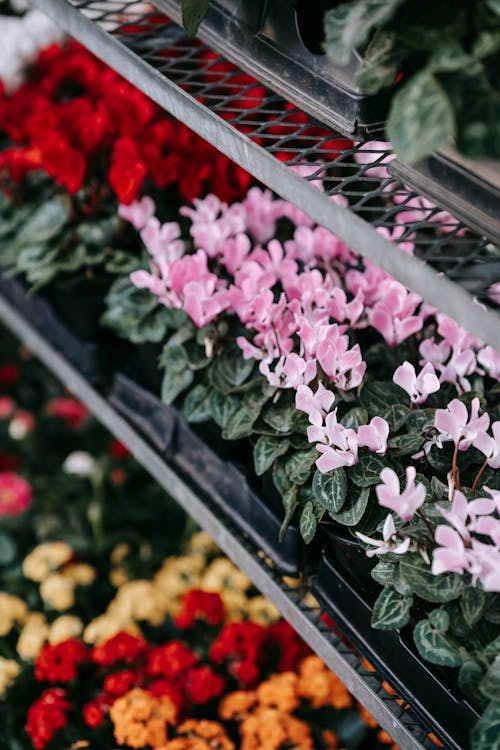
[109,372,317,574]
[46,286,107,341]
[312,551,480,750]
[389,151,500,246]
[128,342,165,396]
[0,273,127,384]
[320,523,378,602]
[154,0,396,137]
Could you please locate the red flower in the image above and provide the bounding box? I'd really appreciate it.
[175,590,226,629]
[103,669,137,696]
[0,472,32,517]
[0,397,15,418]
[108,136,147,204]
[46,398,88,429]
[37,132,86,194]
[0,363,20,386]
[146,641,198,678]
[185,665,226,704]
[0,453,22,471]
[268,620,311,672]
[109,439,130,458]
[91,632,147,666]
[209,622,268,688]
[26,688,71,750]
[148,679,183,709]
[82,693,114,728]
[35,639,89,683]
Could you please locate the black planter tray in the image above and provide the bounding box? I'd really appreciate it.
[153,0,394,137]
[0,274,125,385]
[389,151,500,246]
[109,371,316,575]
[312,551,480,750]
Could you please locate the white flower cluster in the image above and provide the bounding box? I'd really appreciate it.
[0,6,65,92]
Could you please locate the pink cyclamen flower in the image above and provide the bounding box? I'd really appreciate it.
[375,466,426,521]
[473,421,500,469]
[316,325,366,391]
[477,346,500,381]
[0,472,32,517]
[0,397,15,418]
[118,196,156,230]
[356,513,412,557]
[434,397,490,450]
[431,525,470,576]
[295,383,335,427]
[393,361,440,404]
[314,413,359,473]
[469,539,500,592]
[358,417,389,454]
[259,354,316,389]
[368,280,423,346]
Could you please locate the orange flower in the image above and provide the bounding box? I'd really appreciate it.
[322,729,339,750]
[157,720,234,750]
[297,655,352,710]
[240,707,314,750]
[110,688,177,748]
[219,690,256,720]
[256,672,299,713]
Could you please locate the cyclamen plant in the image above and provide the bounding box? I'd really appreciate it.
[106,182,500,746]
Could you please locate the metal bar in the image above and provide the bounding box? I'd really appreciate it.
[28,0,500,350]
[0,292,434,750]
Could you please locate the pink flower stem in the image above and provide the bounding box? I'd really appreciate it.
[452,442,461,491]
[471,459,489,495]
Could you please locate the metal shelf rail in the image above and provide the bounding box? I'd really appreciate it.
[0,291,440,750]
[26,0,500,350]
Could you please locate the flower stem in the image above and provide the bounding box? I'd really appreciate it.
[471,459,489,495]
[416,509,435,542]
[452,442,461,491]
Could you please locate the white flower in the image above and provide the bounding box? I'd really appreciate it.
[356,514,412,558]
[63,451,97,478]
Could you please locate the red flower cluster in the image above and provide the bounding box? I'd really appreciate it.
[34,639,89,683]
[46,397,88,429]
[0,362,21,386]
[0,42,252,204]
[175,589,226,629]
[91,632,148,666]
[26,688,71,750]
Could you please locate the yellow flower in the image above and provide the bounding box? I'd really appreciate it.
[22,542,73,582]
[40,574,75,611]
[83,615,142,645]
[154,555,204,599]
[0,657,21,696]
[108,581,167,626]
[48,615,84,644]
[61,562,96,586]
[220,590,247,621]
[0,593,28,636]
[185,531,220,556]
[110,543,131,564]
[201,558,252,593]
[110,567,129,588]
[246,596,280,625]
[17,613,48,660]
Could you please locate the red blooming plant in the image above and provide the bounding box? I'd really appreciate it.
[0,41,253,294]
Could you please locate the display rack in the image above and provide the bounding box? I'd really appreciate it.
[27,0,500,350]
[0,292,441,750]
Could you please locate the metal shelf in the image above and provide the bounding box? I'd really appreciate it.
[0,292,442,750]
[27,0,500,351]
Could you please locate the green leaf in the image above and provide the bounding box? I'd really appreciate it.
[480,656,500,701]
[356,30,400,94]
[312,468,348,514]
[406,409,434,433]
[273,458,293,497]
[388,70,456,163]
[471,702,500,750]
[371,586,413,630]
[429,42,471,72]
[392,564,412,596]
[261,397,296,434]
[323,0,404,65]
[329,485,370,526]
[485,597,500,625]
[222,406,256,441]
[0,532,16,566]
[486,0,500,16]
[428,608,450,633]
[299,501,317,544]
[350,453,389,488]
[209,391,240,429]
[253,436,290,477]
[341,407,368,430]
[279,486,298,541]
[15,196,68,244]
[413,620,463,667]
[181,0,209,35]
[382,403,410,432]
[182,384,212,423]
[388,433,423,456]
[461,586,487,627]
[161,345,193,404]
[400,555,464,603]
[211,346,254,393]
[285,447,318,485]
[361,381,404,417]
[458,661,485,704]
[371,559,396,586]
[473,30,500,59]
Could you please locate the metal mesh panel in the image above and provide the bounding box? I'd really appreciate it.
[68,0,499,309]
